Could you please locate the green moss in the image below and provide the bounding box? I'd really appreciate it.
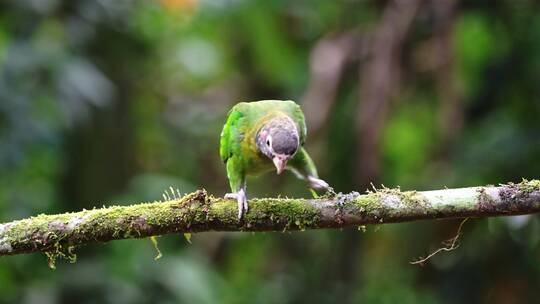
[45,243,77,270]
[0,190,210,263]
[376,187,429,208]
[354,193,382,212]
[516,179,540,194]
[242,198,320,230]
[350,187,429,215]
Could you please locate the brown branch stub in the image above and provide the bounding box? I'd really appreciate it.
[356,0,423,186]
[1,180,540,257]
[301,30,362,137]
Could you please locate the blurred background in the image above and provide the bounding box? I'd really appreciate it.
[1,0,540,303]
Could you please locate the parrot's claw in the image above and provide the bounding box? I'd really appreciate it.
[224,193,236,199]
[307,176,330,190]
[225,188,248,220]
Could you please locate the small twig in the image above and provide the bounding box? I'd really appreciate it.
[410,218,469,266]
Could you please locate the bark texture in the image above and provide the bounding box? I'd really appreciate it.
[1,180,540,257]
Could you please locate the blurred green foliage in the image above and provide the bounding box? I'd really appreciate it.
[1,0,540,303]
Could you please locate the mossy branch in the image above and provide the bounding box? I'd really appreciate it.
[1,180,540,257]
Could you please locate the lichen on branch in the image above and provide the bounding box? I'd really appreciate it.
[1,179,540,259]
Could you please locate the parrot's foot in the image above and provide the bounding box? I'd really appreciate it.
[307,176,330,190]
[225,188,248,219]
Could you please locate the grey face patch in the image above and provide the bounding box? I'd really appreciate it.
[256,116,299,158]
[271,128,298,155]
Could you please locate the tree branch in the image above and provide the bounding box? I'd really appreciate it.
[1,180,540,257]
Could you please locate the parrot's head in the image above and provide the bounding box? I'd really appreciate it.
[257,117,299,175]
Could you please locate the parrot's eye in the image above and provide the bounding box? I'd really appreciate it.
[266,139,270,146]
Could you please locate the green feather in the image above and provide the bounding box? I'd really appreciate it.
[219,107,243,164]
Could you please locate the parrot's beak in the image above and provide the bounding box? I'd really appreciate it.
[273,155,288,175]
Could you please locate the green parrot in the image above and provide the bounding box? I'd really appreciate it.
[220,100,330,219]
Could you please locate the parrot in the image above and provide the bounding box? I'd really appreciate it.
[220,100,330,219]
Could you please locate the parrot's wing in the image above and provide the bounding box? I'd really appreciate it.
[220,105,244,163]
